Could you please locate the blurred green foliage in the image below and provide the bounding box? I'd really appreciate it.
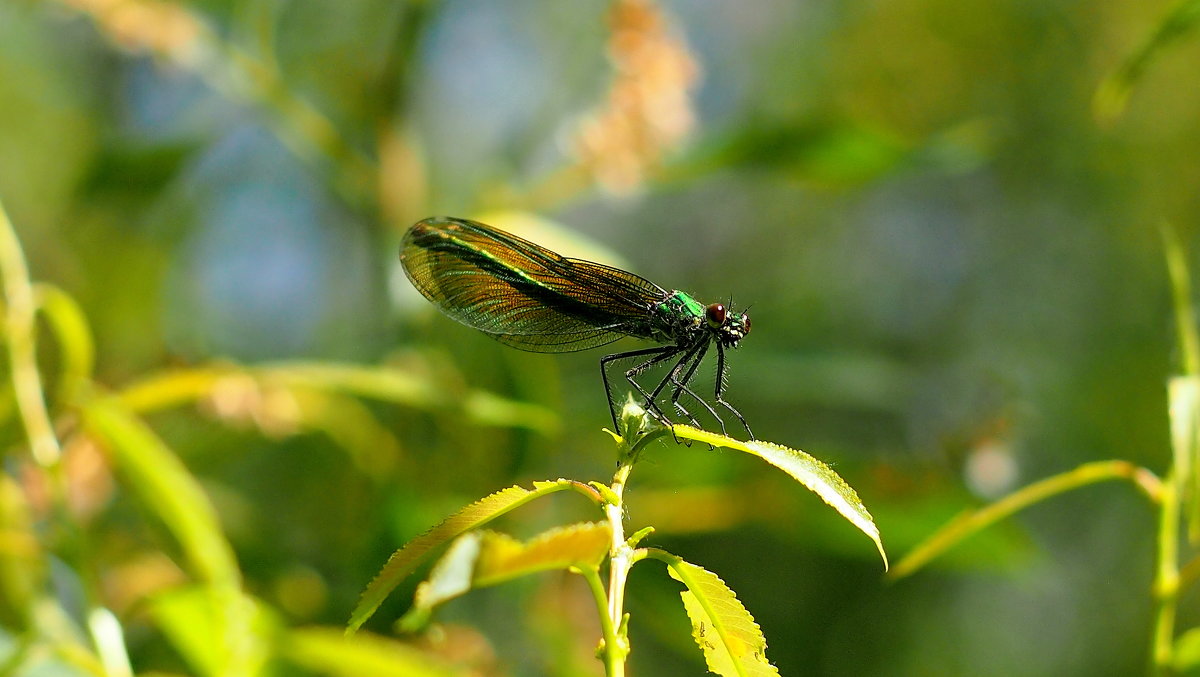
[2,0,1200,675]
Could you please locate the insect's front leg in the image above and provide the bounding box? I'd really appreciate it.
[714,342,754,439]
[668,341,720,432]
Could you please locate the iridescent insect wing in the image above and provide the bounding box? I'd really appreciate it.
[400,217,666,352]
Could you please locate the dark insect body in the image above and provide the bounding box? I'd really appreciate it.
[399,216,754,438]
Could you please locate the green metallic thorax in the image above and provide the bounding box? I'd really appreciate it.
[650,290,705,343]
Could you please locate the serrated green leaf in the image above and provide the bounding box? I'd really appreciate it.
[348,480,592,633]
[472,521,611,586]
[285,627,461,677]
[401,522,611,631]
[655,552,778,677]
[670,426,887,570]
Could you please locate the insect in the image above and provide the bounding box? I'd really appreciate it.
[399,216,754,438]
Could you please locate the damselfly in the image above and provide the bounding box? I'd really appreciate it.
[400,216,754,438]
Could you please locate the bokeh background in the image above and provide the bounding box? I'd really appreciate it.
[2,0,1199,675]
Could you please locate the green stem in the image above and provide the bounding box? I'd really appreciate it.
[0,201,133,676]
[581,567,620,677]
[602,458,634,677]
[0,203,62,469]
[1152,469,1180,676]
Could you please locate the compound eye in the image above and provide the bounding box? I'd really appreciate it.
[741,314,752,335]
[705,303,727,328]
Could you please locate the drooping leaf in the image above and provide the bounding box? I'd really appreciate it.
[81,399,240,589]
[669,426,887,570]
[81,398,254,674]
[650,550,778,677]
[348,480,598,633]
[284,627,462,677]
[400,522,612,630]
[889,460,1157,579]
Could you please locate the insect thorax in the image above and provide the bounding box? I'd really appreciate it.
[649,290,706,344]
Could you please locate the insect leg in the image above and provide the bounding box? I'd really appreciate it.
[669,341,721,431]
[600,346,678,430]
[714,342,754,439]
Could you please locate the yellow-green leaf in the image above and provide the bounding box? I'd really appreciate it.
[348,480,595,633]
[285,627,462,677]
[654,551,778,677]
[146,586,273,677]
[82,399,239,589]
[670,425,887,570]
[401,522,611,630]
[1175,627,1200,675]
[81,398,254,675]
[889,460,1156,579]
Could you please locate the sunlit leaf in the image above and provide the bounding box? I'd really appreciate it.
[1175,627,1200,675]
[1163,223,1200,541]
[82,399,238,587]
[1171,376,1200,543]
[81,398,254,674]
[348,480,599,633]
[1094,0,1200,124]
[400,522,611,630]
[669,425,887,570]
[890,460,1158,579]
[117,361,558,432]
[146,586,274,677]
[649,550,778,677]
[285,627,462,677]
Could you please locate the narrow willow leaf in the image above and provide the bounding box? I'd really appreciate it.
[285,627,462,677]
[118,362,558,431]
[889,460,1154,579]
[401,522,612,630]
[655,552,778,677]
[348,480,595,633]
[670,426,887,570]
[1094,0,1200,123]
[82,400,240,589]
[147,585,273,677]
[81,399,254,674]
[1170,376,1200,542]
